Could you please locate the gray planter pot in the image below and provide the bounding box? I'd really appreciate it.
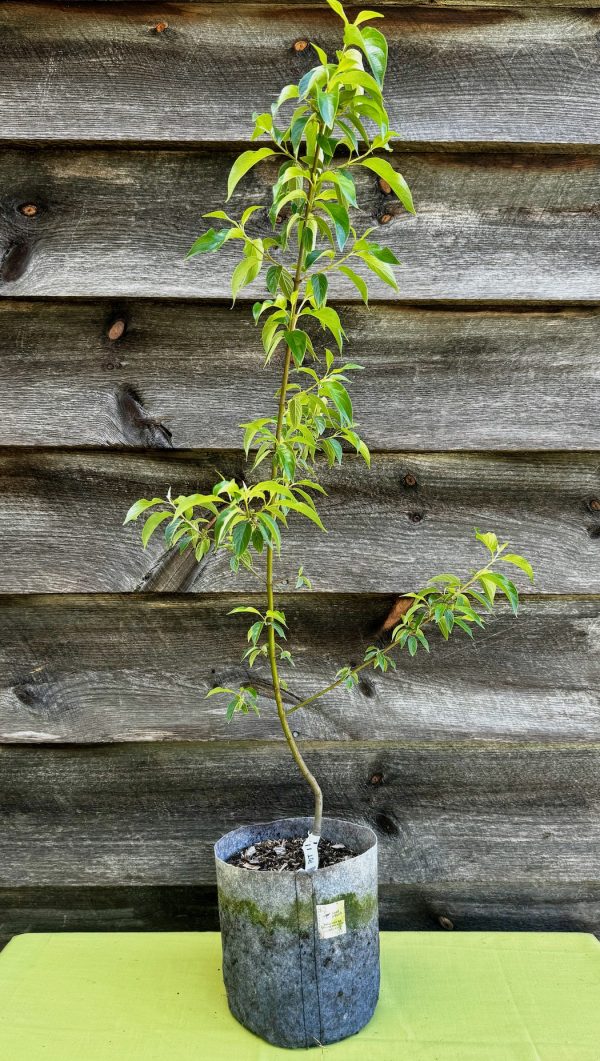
[214,816,379,1050]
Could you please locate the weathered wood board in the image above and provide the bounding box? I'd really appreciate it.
[1,147,599,299]
[1,880,598,949]
[1,741,598,886]
[0,595,598,744]
[1,0,599,942]
[0,450,597,593]
[3,5,600,144]
[2,301,598,451]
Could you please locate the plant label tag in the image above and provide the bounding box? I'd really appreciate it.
[316,900,346,940]
[302,832,320,872]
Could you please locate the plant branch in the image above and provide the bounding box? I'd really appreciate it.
[285,553,509,717]
[264,124,326,834]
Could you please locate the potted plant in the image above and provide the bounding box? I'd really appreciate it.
[124,0,533,1048]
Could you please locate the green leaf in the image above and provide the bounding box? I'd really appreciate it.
[123,498,164,525]
[334,168,358,208]
[258,511,281,549]
[185,228,229,258]
[485,572,520,615]
[305,248,326,269]
[316,88,339,129]
[320,436,343,466]
[141,510,171,549]
[284,329,308,367]
[341,72,384,108]
[359,158,415,214]
[283,499,326,531]
[354,10,384,26]
[232,521,252,557]
[339,265,369,304]
[231,255,261,303]
[478,573,498,604]
[326,0,348,22]
[501,554,534,583]
[321,202,350,250]
[305,306,346,351]
[475,529,499,555]
[226,148,276,202]
[290,114,311,153]
[265,265,281,295]
[272,83,299,113]
[361,26,388,86]
[454,617,475,639]
[206,686,234,698]
[361,253,398,290]
[310,272,328,307]
[336,117,359,154]
[323,380,353,424]
[228,606,263,616]
[365,243,401,265]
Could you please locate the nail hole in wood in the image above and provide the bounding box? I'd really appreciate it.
[403,472,417,488]
[292,39,309,52]
[18,203,38,218]
[409,511,424,524]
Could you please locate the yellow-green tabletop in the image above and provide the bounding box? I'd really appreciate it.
[0,931,599,1059]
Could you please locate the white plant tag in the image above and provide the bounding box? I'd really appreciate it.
[302,831,320,872]
[316,900,346,940]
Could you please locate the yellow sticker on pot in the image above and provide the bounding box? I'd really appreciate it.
[316,900,346,939]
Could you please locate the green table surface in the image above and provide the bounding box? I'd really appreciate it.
[0,932,599,1060]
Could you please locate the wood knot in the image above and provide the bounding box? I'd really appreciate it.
[1,242,31,283]
[588,498,600,512]
[369,773,383,786]
[379,213,393,225]
[18,203,38,217]
[374,812,399,837]
[378,178,392,195]
[153,21,168,33]
[438,916,454,931]
[107,318,126,342]
[292,39,309,52]
[403,472,417,488]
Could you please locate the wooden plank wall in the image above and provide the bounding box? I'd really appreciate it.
[0,1,599,943]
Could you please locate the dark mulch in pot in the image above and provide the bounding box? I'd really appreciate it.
[227,836,357,872]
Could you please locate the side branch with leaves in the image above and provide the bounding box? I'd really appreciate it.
[124,0,533,837]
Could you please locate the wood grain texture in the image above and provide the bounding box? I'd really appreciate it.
[1,146,599,299]
[0,450,598,593]
[55,1,600,7]
[0,595,598,744]
[1,740,599,886]
[2,301,599,451]
[1,880,598,948]
[2,5,600,145]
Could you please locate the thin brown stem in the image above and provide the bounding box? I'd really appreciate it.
[265,125,325,834]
